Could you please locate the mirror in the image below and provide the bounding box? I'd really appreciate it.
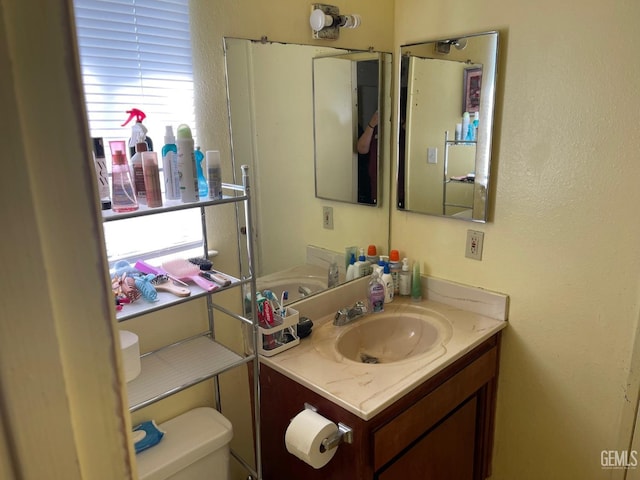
[223,38,391,304]
[398,31,499,222]
[313,52,381,205]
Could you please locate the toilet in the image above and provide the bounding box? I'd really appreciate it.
[137,407,233,480]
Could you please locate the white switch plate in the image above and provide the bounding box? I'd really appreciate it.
[323,206,334,229]
[427,147,438,164]
[465,230,484,260]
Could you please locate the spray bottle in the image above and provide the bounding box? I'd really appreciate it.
[122,108,153,158]
[162,126,180,200]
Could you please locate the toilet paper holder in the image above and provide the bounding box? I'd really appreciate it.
[303,403,353,452]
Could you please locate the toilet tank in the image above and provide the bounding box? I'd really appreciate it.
[137,407,233,480]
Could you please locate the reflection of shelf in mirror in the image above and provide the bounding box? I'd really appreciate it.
[127,335,250,412]
[445,140,477,146]
[447,176,475,184]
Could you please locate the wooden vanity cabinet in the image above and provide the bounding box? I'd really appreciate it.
[259,332,501,480]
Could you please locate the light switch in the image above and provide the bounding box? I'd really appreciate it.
[427,147,437,164]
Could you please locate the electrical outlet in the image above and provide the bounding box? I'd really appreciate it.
[465,229,484,260]
[427,147,437,164]
[323,206,334,229]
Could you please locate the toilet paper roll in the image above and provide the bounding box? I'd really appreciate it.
[285,409,339,469]
[119,330,141,382]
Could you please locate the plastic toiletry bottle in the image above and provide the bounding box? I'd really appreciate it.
[161,126,180,200]
[176,124,199,203]
[368,269,385,313]
[399,258,411,296]
[345,253,357,281]
[122,108,153,158]
[205,150,223,200]
[381,262,394,304]
[141,151,163,208]
[455,123,462,141]
[462,112,470,142]
[194,146,208,198]
[366,245,378,265]
[388,249,401,295]
[109,140,138,212]
[328,261,339,288]
[411,260,422,302]
[91,137,111,210]
[131,142,148,203]
[354,248,372,278]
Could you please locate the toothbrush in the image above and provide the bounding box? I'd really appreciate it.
[280,290,288,317]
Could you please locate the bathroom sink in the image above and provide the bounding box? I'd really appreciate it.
[256,276,326,304]
[333,311,451,365]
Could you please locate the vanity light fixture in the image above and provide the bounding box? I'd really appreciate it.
[435,38,468,55]
[310,3,361,40]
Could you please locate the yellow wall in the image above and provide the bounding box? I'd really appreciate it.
[5,0,640,478]
[395,1,640,478]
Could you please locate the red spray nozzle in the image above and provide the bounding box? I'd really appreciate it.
[121,108,147,127]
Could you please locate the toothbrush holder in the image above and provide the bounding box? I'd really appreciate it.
[258,307,300,357]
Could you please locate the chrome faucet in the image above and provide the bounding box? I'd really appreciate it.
[334,301,368,326]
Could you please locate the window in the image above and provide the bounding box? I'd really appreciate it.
[74,0,203,265]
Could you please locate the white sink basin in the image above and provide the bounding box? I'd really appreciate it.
[327,309,453,365]
[256,276,326,305]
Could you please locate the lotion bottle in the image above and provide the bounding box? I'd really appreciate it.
[462,112,470,142]
[345,253,357,281]
[367,269,385,313]
[399,258,411,296]
[354,247,372,277]
[161,126,180,200]
[176,124,198,203]
[381,262,394,303]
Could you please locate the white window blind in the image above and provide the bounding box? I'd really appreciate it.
[73,0,203,265]
[74,0,196,145]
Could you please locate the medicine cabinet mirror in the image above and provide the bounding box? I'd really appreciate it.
[223,37,391,302]
[398,31,499,222]
[313,52,382,205]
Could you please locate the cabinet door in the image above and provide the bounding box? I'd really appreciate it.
[378,396,477,480]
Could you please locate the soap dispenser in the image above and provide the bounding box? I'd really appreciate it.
[367,269,385,313]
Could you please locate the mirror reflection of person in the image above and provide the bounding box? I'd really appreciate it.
[357,111,378,204]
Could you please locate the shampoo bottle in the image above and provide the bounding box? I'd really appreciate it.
[131,142,148,203]
[141,151,163,208]
[109,140,138,212]
[399,258,411,296]
[176,124,198,203]
[366,244,378,265]
[194,146,208,198]
[205,150,223,200]
[381,263,394,303]
[161,126,180,200]
[91,137,111,209]
[367,269,385,313]
[388,249,401,295]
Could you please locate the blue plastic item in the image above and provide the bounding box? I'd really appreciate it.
[133,420,165,454]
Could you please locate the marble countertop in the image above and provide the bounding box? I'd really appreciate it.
[260,294,507,421]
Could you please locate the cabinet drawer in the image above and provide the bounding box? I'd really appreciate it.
[373,346,497,470]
